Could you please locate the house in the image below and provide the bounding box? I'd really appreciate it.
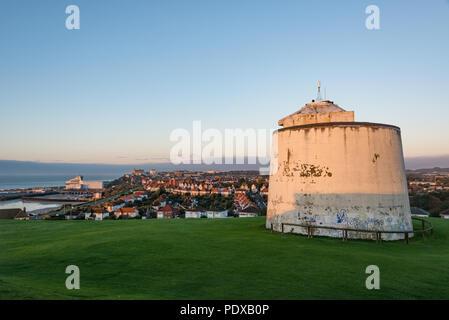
[106,203,125,213]
[133,191,147,199]
[157,205,177,219]
[206,210,228,218]
[65,212,80,220]
[185,206,207,218]
[234,188,247,195]
[240,183,250,191]
[123,195,135,203]
[260,185,269,196]
[440,209,449,219]
[132,169,145,176]
[190,188,200,196]
[234,193,257,211]
[220,188,232,197]
[0,208,28,220]
[94,208,109,221]
[251,184,258,193]
[93,192,103,200]
[115,207,139,219]
[238,206,259,218]
[84,212,94,220]
[145,183,160,192]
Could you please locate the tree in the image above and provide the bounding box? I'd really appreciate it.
[429,196,443,217]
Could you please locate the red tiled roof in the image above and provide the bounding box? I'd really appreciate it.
[116,207,137,214]
[158,205,174,212]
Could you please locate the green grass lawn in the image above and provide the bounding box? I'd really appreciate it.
[0,217,448,299]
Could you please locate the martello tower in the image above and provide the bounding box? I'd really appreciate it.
[266,83,412,240]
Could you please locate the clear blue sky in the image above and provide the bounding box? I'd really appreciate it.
[0,0,448,164]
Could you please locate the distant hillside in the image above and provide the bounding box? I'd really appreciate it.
[0,160,264,176]
[1,155,449,175]
[406,167,449,174]
[404,155,449,170]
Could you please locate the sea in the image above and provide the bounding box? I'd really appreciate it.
[0,174,119,190]
[0,199,62,214]
[0,174,120,213]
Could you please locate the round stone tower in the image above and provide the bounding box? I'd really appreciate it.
[266,91,412,240]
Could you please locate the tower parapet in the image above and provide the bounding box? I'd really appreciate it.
[278,100,354,127]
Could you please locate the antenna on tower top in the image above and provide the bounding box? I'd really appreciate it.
[316,81,322,101]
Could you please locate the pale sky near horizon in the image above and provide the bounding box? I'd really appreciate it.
[0,0,448,164]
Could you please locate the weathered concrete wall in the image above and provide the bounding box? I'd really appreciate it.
[266,122,412,240]
[279,111,354,127]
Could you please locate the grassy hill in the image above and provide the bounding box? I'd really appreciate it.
[0,217,448,299]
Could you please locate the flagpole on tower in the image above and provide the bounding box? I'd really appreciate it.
[316,81,322,101]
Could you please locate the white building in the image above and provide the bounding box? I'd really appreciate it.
[206,210,228,218]
[185,208,228,219]
[185,207,207,218]
[238,207,258,218]
[65,176,104,190]
[95,211,109,221]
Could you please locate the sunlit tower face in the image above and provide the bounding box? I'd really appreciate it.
[267,84,412,240]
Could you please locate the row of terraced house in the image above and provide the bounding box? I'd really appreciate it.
[142,178,268,197]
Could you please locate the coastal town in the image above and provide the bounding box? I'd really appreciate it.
[0,169,269,221]
[2,167,449,221]
[406,167,449,219]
